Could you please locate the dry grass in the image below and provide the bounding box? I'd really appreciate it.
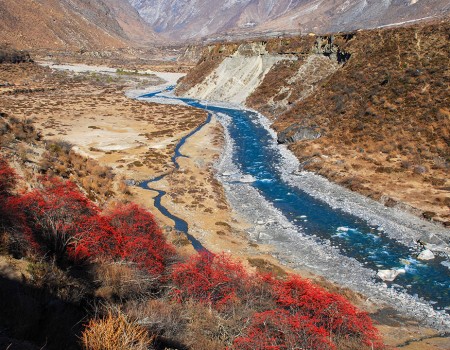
[82,310,153,350]
[93,262,158,301]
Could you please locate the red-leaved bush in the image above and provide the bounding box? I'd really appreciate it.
[171,252,248,308]
[0,156,16,199]
[13,177,100,258]
[70,203,175,277]
[271,276,382,347]
[233,309,335,350]
[11,174,173,278]
[100,203,175,276]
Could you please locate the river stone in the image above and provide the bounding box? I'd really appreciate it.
[240,175,256,183]
[417,249,435,260]
[377,269,402,282]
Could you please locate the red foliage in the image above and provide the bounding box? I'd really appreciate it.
[12,175,172,277]
[101,203,175,276]
[0,156,17,199]
[13,177,99,258]
[271,275,382,348]
[233,309,335,350]
[68,214,116,261]
[171,252,248,307]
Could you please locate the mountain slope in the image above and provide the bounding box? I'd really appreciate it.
[246,0,450,34]
[101,0,159,43]
[131,0,450,41]
[129,0,312,40]
[0,0,158,50]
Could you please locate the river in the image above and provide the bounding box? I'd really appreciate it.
[138,88,450,330]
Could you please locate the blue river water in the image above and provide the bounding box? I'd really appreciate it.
[140,89,450,313]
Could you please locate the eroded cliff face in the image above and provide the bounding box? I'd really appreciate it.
[177,20,450,226]
[176,34,349,105]
[179,42,296,104]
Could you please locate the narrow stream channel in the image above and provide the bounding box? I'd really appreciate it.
[138,89,211,251]
[138,88,450,327]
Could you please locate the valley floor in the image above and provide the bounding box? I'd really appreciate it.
[0,61,449,349]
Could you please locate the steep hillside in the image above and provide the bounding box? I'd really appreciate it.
[244,0,450,35]
[181,42,297,104]
[101,0,159,43]
[131,0,450,41]
[0,0,158,50]
[177,20,450,226]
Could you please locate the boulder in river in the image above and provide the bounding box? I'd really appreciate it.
[417,249,435,261]
[240,175,256,183]
[377,269,404,282]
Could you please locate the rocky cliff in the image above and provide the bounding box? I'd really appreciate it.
[177,19,450,226]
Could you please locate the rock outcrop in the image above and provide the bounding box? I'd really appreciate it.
[0,46,32,64]
[180,42,295,104]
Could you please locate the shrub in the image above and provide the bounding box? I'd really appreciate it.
[82,310,153,350]
[271,276,382,348]
[103,203,175,277]
[233,309,335,350]
[13,177,99,259]
[0,156,17,198]
[94,262,154,300]
[171,252,248,308]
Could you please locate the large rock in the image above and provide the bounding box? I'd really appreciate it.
[417,249,435,261]
[239,175,256,183]
[277,124,321,144]
[377,269,405,282]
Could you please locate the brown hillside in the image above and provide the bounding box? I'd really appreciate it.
[0,0,158,50]
[267,21,450,226]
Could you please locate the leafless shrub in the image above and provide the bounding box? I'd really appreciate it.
[93,262,157,301]
[82,309,154,350]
